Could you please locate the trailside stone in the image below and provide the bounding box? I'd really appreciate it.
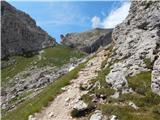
[128,101,139,110]
[90,110,106,120]
[28,115,36,120]
[73,100,88,110]
[109,115,118,120]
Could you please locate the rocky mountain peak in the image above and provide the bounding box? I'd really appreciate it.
[1,1,57,59]
[61,28,113,53]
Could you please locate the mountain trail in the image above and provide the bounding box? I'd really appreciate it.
[34,49,109,120]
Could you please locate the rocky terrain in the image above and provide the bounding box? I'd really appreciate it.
[61,28,112,53]
[34,47,109,120]
[108,0,160,94]
[1,1,57,59]
[1,58,83,112]
[1,1,160,120]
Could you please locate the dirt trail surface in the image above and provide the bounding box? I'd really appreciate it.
[34,49,108,120]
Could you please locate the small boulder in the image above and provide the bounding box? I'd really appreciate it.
[69,66,75,72]
[110,115,118,120]
[73,100,88,110]
[65,97,70,102]
[28,115,36,120]
[110,92,119,99]
[90,110,103,120]
[128,101,139,110]
[48,112,54,117]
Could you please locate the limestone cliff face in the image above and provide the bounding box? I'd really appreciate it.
[1,1,57,59]
[105,1,160,95]
[61,28,112,53]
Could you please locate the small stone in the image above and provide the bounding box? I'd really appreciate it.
[110,92,119,99]
[48,112,54,117]
[90,110,103,120]
[73,100,88,110]
[61,87,67,91]
[65,102,69,106]
[28,115,36,120]
[128,101,139,110]
[110,115,118,120]
[65,97,70,102]
[69,66,75,72]
[1,104,6,109]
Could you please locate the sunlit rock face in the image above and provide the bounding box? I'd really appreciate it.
[1,1,57,59]
[105,1,160,94]
[61,28,112,53]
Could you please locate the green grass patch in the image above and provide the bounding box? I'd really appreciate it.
[1,45,85,87]
[94,88,115,98]
[144,58,152,69]
[8,91,33,105]
[127,71,151,95]
[2,62,86,120]
[90,65,111,89]
[98,104,157,120]
[126,71,160,107]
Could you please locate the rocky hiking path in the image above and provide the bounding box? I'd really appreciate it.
[33,49,109,120]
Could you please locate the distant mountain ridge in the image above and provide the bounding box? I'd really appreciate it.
[61,28,112,53]
[1,1,57,59]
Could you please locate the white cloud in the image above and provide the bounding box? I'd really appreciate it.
[102,2,131,28]
[91,16,101,28]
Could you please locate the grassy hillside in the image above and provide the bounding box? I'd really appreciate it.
[1,45,85,86]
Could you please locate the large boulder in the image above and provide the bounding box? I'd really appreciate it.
[105,1,160,92]
[1,1,57,59]
[61,28,112,53]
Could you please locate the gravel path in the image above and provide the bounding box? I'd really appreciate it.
[34,49,108,120]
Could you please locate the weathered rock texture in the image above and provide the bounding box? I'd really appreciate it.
[61,28,112,53]
[1,58,84,112]
[1,1,57,59]
[152,53,160,95]
[105,1,160,94]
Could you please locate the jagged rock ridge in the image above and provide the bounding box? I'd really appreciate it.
[61,28,112,53]
[1,1,57,59]
[106,1,160,94]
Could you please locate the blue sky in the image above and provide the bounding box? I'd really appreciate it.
[7,0,130,43]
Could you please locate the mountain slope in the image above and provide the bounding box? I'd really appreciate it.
[1,1,160,120]
[1,1,57,59]
[61,28,112,53]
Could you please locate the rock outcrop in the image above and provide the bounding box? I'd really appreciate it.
[105,1,160,95]
[152,53,160,95]
[61,28,112,53]
[1,1,57,59]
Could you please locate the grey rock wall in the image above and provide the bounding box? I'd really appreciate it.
[1,1,57,59]
[105,1,160,94]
